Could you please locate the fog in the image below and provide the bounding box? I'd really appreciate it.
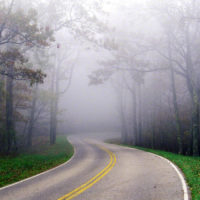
[60,53,120,133]
[1,0,200,156]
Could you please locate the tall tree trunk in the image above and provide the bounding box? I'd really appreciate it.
[152,119,155,149]
[185,29,199,156]
[52,66,60,144]
[138,83,142,146]
[50,67,55,145]
[151,104,156,149]
[132,89,137,145]
[192,89,199,156]
[170,66,183,154]
[6,65,14,153]
[168,38,183,154]
[120,98,128,144]
[186,76,199,156]
[0,76,5,153]
[27,84,38,147]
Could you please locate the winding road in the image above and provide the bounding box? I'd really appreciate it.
[0,135,188,200]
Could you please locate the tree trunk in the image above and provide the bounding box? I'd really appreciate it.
[52,66,60,144]
[138,83,142,146]
[192,90,199,156]
[0,76,5,153]
[132,89,138,145]
[185,29,199,156]
[6,65,14,153]
[185,76,199,156]
[27,84,38,147]
[50,67,55,145]
[151,105,156,149]
[168,39,183,154]
[170,66,183,154]
[120,100,128,144]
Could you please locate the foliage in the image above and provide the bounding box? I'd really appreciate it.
[0,3,54,83]
[0,6,54,47]
[0,1,55,154]
[0,49,46,84]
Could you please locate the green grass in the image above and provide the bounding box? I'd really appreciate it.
[123,145,200,200]
[0,136,74,188]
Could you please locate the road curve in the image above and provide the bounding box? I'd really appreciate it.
[0,136,187,200]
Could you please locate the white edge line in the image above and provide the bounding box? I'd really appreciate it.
[108,143,190,200]
[154,154,190,200]
[0,137,76,191]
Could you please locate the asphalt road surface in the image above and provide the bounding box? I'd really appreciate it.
[0,135,188,200]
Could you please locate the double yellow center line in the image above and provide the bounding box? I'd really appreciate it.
[58,146,116,200]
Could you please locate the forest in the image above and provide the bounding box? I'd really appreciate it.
[89,0,200,156]
[0,0,93,154]
[0,0,200,158]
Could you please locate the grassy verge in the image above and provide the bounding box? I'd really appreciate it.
[122,144,199,200]
[0,136,74,188]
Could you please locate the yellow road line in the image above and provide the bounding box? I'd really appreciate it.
[58,146,116,200]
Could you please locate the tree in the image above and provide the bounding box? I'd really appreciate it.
[0,1,54,153]
[49,43,78,145]
[89,0,200,156]
[150,0,200,155]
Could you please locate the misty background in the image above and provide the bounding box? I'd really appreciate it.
[0,0,200,157]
